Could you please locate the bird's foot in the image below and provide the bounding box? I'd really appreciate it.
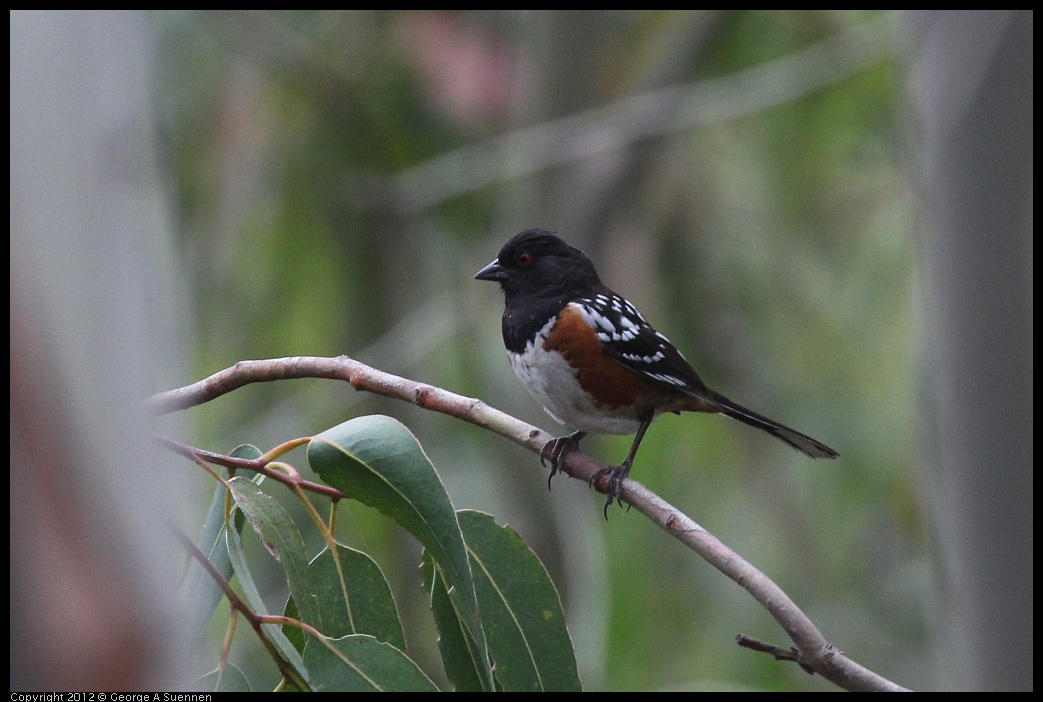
[590,461,633,520]
[540,431,586,489]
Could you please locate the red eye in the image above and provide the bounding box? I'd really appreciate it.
[517,253,533,267]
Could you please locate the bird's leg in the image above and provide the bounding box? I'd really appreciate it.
[540,430,587,489]
[591,413,654,519]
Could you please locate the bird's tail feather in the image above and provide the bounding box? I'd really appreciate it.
[709,390,839,459]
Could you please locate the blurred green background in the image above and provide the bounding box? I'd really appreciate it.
[155,10,925,691]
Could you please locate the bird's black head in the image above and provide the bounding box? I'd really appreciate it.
[474,228,601,301]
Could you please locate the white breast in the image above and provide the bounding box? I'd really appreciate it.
[508,317,643,436]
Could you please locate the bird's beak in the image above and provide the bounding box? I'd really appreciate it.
[474,258,507,282]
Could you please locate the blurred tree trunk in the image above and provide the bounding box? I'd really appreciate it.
[905,10,1032,692]
[11,10,195,690]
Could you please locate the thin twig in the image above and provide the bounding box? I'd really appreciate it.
[154,434,345,500]
[736,634,815,675]
[169,525,310,691]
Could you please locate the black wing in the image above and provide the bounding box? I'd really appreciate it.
[576,292,715,402]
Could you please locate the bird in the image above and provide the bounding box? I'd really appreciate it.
[475,228,838,516]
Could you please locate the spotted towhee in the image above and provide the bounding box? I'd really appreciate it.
[475,228,838,514]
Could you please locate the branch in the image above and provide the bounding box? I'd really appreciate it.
[150,355,909,692]
[155,434,345,501]
[735,634,814,674]
[169,526,310,691]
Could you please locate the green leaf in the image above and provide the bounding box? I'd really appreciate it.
[181,444,262,640]
[229,443,264,467]
[225,505,310,687]
[227,477,321,631]
[284,545,405,660]
[309,544,406,648]
[308,415,493,689]
[303,634,439,692]
[283,593,306,654]
[459,510,582,692]
[423,550,487,692]
[182,481,235,637]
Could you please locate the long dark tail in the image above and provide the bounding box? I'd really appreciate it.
[709,390,839,459]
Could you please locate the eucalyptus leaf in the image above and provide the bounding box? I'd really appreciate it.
[309,415,493,689]
[459,510,581,692]
[303,634,439,692]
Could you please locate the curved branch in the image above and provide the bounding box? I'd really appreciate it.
[149,355,909,691]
